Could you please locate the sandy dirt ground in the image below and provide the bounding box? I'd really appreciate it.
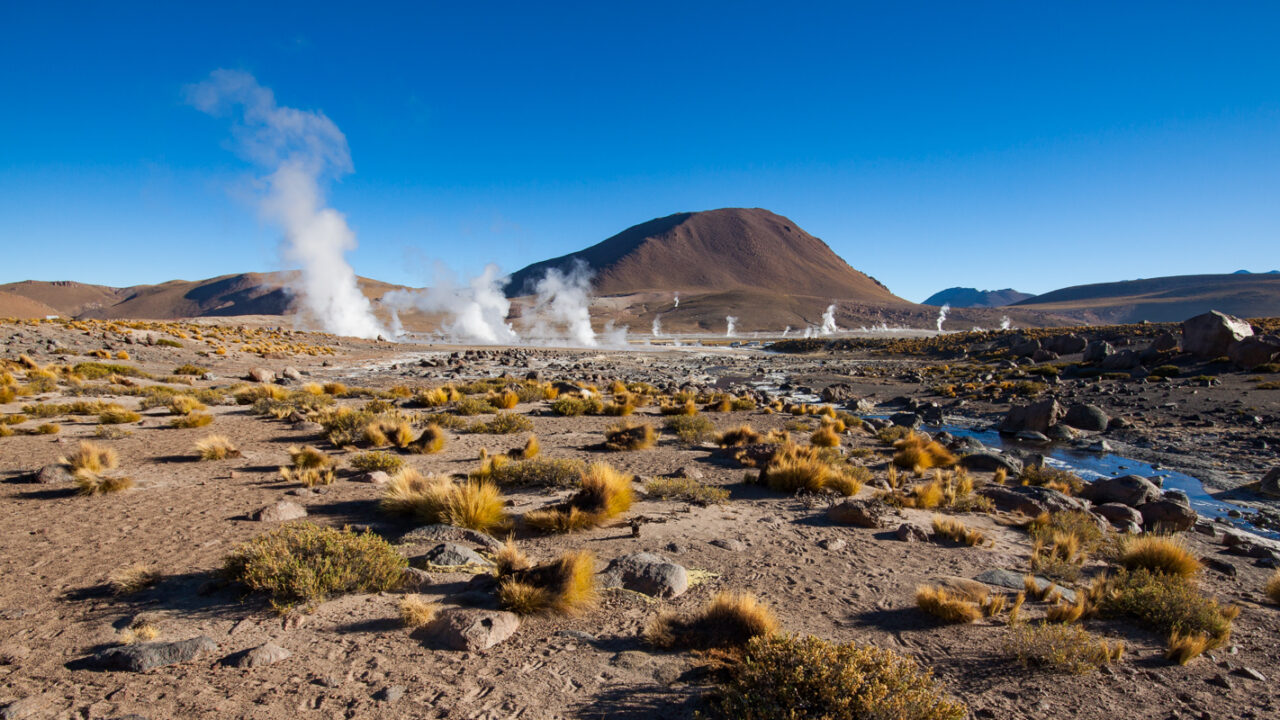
[0,318,1278,719]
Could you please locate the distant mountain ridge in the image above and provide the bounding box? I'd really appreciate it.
[506,208,906,304]
[1011,273,1280,323]
[922,287,1034,308]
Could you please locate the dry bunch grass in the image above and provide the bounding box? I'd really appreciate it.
[195,434,241,461]
[1119,536,1201,578]
[75,472,135,495]
[399,595,440,628]
[931,515,987,546]
[62,441,118,474]
[603,421,656,451]
[380,469,508,533]
[716,424,761,447]
[915,584,984,623]
[892,432,956,474]
[646,591,778,650]
[108,563,160,595]
[524,462,634,533]
[497,550,597,616]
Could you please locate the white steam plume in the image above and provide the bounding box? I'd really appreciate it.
[820,304,839,335]
[935,303,950,332]
[1000,316,1012,331]
[186,70,384,339]
[382,263,517,344]
[525,261,597,346]
[725,316,737,338]
[673,293,679,308]
[652,314,663,337]
[782,326,791,337]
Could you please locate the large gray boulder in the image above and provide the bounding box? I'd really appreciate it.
[1099,350,1141,370]
[1137,497,1198,532]
[91,636,218,672]
[420,609,519,651]
[978,484,1089,516]
[247,367,276,383]
[1083,340,1113,363]
[1182,311,1253,358]
[1062,404,1109,432]
[418,543,492,568]
[1081,475,1161,508]
[253,500,307,522]
[1228,335,1280,369]
[960,451,1023,474]
[828,498,889,529]
[1094,503,1144,531]
[1043,334,1087,355]
[1261,467,1280,498]
[1000,399,1063,435]
[599,553,688,598]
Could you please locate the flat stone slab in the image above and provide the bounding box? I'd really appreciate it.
[91,636,218,672]
[974,569,1077,603]
[400,524,503,551]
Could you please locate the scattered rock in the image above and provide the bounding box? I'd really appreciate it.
[1044,334,1087,355]
[1228,335,1280,369]
[710,538,745,552]
[253,500,307,522]
[247,367,276,383]
[91,636,218,672]
[1259,467,1280,498]
[33,464,72,484]
[402,567,433,590]
[1062,403,1109,432]
[354,471,391,485]
[1082,340,1113,362]
[1094,503,1144,530]
[671,466,703,480]
[894,523,929,542]
[224,642,291,668]
[1016,430,1052,443]
[1136,499,1198,532]
[374,685,405,702]
[0,644,30,665]
[599,553,688,598]
[979,484,1090,516]
[960,451,1023,474]
[1000,398,1064,435]
[817,538,846,552]
[1099,350,1141,370]
[820,383,857,403]
[828,498,889,529]
[281,366,304,381]
[0,696,44,720]
[418,543,493,568]
[974,569,1077,603]
[1082,475,1161,508]
[419,609,519,651]
[1181,310,1253,358]
[400,524,503,551]
[890,412,921,429]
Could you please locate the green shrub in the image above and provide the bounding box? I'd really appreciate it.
[222,523,406,612]
[1004,622,1123,675]
[1100,568,1236,646]
[705,634,967,720]
[73,362,150,380]
[1149,365,1180,378]
[665,415,716,444]
[644,476,730,505]
[482,458,585,487]
[349,451,405,474]
[155,338,183,348]
[549,395,602,416]
[469,411,534,434]
[173,364,207,376]
[452,396,497,416]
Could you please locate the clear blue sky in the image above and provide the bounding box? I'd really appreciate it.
[3,1,1278,302]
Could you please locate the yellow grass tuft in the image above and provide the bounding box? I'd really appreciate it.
[62,441,118,474]
[892,432,957,474]
[931,514,987,546]
[380,469,508,533]
[279,466,336,487]
[120,622,160,645]
[717,424,761,447]
[399,594,440,628]
[1045,595,1087,624]
[512,434,539,460]
[408,424,446,454]
[603,421,656,451]
[524,462,634,533]
[108,563,160,595]
[170,412,214,428]
[810,425,840,448]
[195,434,240,461]
[1119,536,1201,578]
[497,550,597,616]
[1166,631,1211,665]
[1267,570,1280,605]
[287,445,333,470]
[167,395,206,415]
[645,591,779,650]
[75,472,135,495]
[494,537,532,576]
[915,585,984,623]
[493,390,520,409]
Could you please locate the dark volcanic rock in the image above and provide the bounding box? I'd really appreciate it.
[1000,399,1063,435]
[1081,475,1161,508]
[979,484,1089,516]
[1182,310,1253,358]
[960,451,1023,474]
[91,636,218,672]
[1062,404,1109,432]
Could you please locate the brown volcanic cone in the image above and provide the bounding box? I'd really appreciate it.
[506,208,906,303]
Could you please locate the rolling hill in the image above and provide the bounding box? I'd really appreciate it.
[922,287,1034,308]
[1010,273,1280,323]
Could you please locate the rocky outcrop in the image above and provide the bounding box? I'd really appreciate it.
[1000,399,1063,435]
[599,553,688,598]
[1182,310,1253,358]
